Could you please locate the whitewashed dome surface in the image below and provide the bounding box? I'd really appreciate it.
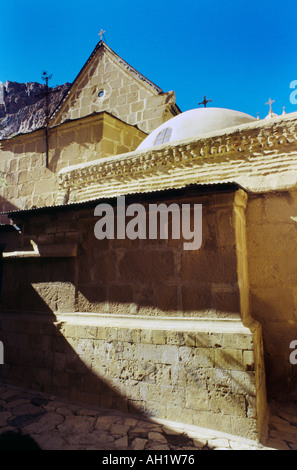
[137,107,257,150]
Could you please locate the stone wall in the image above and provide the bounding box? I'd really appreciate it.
[0,311,262,440]
[0,188,267,440]
[246,189,297,397]
[1,191,241,317]
[0,112,146,212]
[50,43,179,134]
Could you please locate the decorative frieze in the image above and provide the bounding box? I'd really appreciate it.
[57,114,297,204]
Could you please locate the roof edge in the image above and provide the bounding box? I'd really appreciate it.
[3,183,241,217]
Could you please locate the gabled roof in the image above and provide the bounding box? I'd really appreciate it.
[49,41,176,123]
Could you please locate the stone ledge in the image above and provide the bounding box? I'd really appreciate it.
[3,243,77,258]
[53,312,249,333]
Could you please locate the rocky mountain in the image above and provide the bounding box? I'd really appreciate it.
[0,81,71,140]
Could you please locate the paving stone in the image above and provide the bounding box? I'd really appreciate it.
[133,419,159,429]
[65,432,102,446]
[148,431,168,443]
[57,415,95,434]
[4,399,29,409]
[110,423,130,435]
[130,437,148,450]
[10,403,45,416]
[23,412,64,434]
[124,417,139,427]
[45,400,68,410]
[7,412,45,428]
[55,406,75,417]
[92,431,116,443]
[0,412,12,427]
[0,382,296,450]
[95,415,122,431]
[30,397,49,407]
[0,390,18,400]
[114,436,129,448]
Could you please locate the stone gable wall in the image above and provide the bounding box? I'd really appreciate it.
[50,46,179,134]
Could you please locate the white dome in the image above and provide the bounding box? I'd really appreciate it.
[137,107,257,150]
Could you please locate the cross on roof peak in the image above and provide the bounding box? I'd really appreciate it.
[199,95,212,108]
[265,98,275,113]
[98,29,106,41]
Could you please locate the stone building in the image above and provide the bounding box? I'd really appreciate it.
[0,40,297,442]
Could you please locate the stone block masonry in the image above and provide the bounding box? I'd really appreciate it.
[0,312,263,441]
[50,42,179,134]
[0,112,145,212]
[247,190,297,396]
[0,187,267,441]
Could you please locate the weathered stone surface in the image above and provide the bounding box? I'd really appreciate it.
[95,415,122,431]
[4,38,297,445]
[57,415,95,434]
[0,81,70,139]
[148,431,168,443]
[0,411,12,426]
[0,383,287,450]
[23,412,64,434]
[130,437,148,450]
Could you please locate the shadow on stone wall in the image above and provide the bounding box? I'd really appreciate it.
[250,291,297,399]
[0,259,142,416]
[0,253,262,442]
[0,189,269,442]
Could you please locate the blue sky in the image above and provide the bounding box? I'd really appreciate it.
[1,0,297,118]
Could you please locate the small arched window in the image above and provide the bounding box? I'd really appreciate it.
[154,127,172,146]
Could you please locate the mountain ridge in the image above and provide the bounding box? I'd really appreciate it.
[0,81,71,140]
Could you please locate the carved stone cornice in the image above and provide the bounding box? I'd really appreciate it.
[57,113,297,204]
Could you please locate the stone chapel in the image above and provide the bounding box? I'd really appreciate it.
[0,40,297,442]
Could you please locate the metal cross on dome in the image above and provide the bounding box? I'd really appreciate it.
[265,98,275,113]
[98,29,106,41]
[199,96,213,108]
